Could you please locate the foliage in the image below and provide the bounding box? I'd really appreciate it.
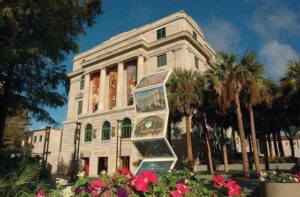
[0,156,49,196]
[0,0,103,144]
[3,110,30,152]
[259,170,300,183]
[46,168,248,197]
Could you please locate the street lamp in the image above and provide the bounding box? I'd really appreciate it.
[71,122,81,182]
[116,119,123,169]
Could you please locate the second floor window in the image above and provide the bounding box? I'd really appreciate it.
[84,124,92,142]
[157,27,166,39]
[39,135,42,142]
[80,75,84,90]
[194,57,199,69]
[157,54,167,67]
[78,101,82,115]
[34,136,37,143]
[102,121,111,141]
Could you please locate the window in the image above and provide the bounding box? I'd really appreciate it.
[194,57,199,69]
[34,136,37,143]
[102,121,111,141]
[192,31,197,39]
[157,27,166,39]
[84,124,92,142]
[157,54,167,67]
[78,101,82,115]
[80,75,84,90]
[121,118,132,138]
[39,135,42,142]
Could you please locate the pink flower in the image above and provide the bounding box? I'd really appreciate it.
[120,168,130,175]
[103,189,113,197]
[176,183,190,194]
[35,189,45,197]
[225,180,241,197]
[134,170,158,192]
[171,190,183,197]
[90,180,107,196]
[212,175,226,188]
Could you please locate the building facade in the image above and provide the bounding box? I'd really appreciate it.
[60,11,216,177]
[28,128,63,174]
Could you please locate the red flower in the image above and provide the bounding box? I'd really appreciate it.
[120,167,130,175]
[212,175,226,188]
[225,180,241,197]
[171,190,183,197]
[134,170,158,192]
[90,180,107,196]
[176,183,190,194]
[35,189,45,197]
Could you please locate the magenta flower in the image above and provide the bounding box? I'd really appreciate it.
[225,180,241,196]
[212,175,226,188]
[134,170,158,192]
[117,188,128,197]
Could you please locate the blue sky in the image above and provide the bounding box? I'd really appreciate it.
[31,0,300,130]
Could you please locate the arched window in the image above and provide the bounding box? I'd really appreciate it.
[122,118,132,138]
[102,121,111,141]
[84,124,92,142]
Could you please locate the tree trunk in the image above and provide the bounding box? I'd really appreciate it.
[204,127,214,175]
[277,131,285,156]
[248,105,261,174]
[221,128,229,172]
[185,115,193,171]
[232,130,237,155]
[235,93,250,178]
[272,132,279,157]
[289,138,295,161]
[262,135,270,170]
[267,133,274,158]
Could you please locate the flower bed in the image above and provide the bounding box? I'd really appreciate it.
[37,169,248,197]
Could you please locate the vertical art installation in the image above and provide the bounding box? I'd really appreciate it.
[109,68,117,109]
[91,72,100,112]
[126,62,137,106]
[132,69,177,175]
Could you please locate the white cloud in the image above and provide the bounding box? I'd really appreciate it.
[251,0,300,40]
[259,40,299,80]
[202,18,239,52]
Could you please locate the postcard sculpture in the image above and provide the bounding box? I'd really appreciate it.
[132,69,177,175]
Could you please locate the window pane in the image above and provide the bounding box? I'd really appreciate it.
[85,124,92,142]
[157,27,166,39]
[194,57,199,69]
[102,121,111,140]
[122,118,132,138]
[157,54,167,67]
[192,31,197,39]
[78,101,82,115]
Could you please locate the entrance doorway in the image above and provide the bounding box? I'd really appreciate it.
[98,157,108,174]
[121,156,130,169]
[82,157,89,176]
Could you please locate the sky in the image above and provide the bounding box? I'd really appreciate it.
[31,0,300,130]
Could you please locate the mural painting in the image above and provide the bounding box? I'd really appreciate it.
[133,140,173,158]
[136,70,170,89]
[91,72,100,112]
[135,87,166,113]
[108,68,117,109]
[126,62,137,106]
[133,114,166,138]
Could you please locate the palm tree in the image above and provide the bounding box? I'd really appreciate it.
[205,52,250,177]
[240,51,265,174]
[167,68,204,171]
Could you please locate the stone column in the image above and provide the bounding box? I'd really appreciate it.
[82,73,90,114]
[137,55,144,82]
[116,62,124,108]
[99,68,106,111]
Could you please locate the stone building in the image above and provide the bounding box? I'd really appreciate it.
[28,128,63,174]
[59,11,216,177]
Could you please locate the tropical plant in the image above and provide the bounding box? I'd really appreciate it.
[239,51,265,174]
[205,52,250,177]
[167,68,205,171]
[0,157,49,196]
